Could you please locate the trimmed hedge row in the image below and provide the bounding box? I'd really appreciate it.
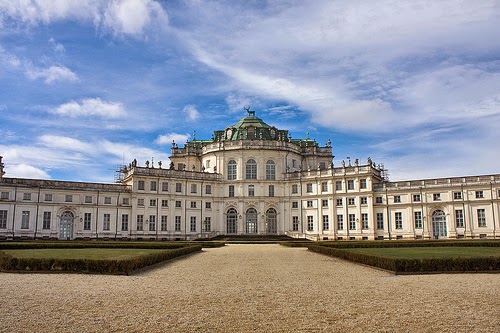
[0,241,224,250]
[0,245,202,275]
[314,240,500,249]
[279,242,310,247]
[307,245,500,273]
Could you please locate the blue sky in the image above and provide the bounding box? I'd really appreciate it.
[0,0,499,182]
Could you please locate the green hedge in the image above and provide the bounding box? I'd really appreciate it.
[314,240,500,249]
[0,245,202,275]
[307,245,500,273]
[279,242,310,247]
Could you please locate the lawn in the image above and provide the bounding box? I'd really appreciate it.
[345,246,500,259]
[2,248,169,260]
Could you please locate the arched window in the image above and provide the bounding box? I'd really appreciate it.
[227,208,238,234]
[227,160,237,180]
[266,160,275,180]
[266,208,277,234]
[246,208,258,234]
[432,210,447,239]
[60,211,74,240]
[246,159,257,180]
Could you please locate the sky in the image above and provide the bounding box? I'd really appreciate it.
[0,0,499,183]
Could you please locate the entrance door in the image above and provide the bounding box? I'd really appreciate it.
[246,208,258,234]
[432,210,447,239]
[59,211,74,240]
[266,208,277,234]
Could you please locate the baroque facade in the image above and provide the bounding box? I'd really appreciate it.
[1,111,499,241]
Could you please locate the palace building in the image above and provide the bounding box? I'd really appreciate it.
[1,111,499,241]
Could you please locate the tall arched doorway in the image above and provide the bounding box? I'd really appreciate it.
[59,211,74,240]
[226,208,238,234]
[246,208,258,234]
[266,208,277,234]
[432,210,447,239]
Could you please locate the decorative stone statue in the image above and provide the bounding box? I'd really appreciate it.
[158,161,162,169]
[354,159,359,167]
[145,160,150,168]
[169,162,174,170]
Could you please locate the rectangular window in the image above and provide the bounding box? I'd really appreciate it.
[292,216,299,231]
[360,197,367,205]
[103,213,110,231]
[121,214,129,231]
[0,192,9,200]
[266,162,275,180]
[376,212,384,230]
[306,183,313,193]
[150,181,157,192]
[348,198,355,205]
[454,192,462,200]
[394,195,401,203]
[104,197,111,204]
[291,184,298,194]
[21,211,30,229]
[347,180,354,190]
[65,195,73,202]
[477,209,486,227]
[84,212,91,230]
[191,184,197,193]
[122,198,130,206]
[433,193,441,201]
[349,214,356,230]
[307,200,313,208]
[190,216,196,232]
[175,201,181,208]
[414,211,422,229]
[161,216,168,231]
[362,213,369,230]
[337,215,344,230]
[23,193,31,201]
[292,201,298,209]
[269,185,274,197]
[248,185,255,197]
[395,212,403,229]
[176,183,182,193]
[413,194,421,202]
[137,198,144,206]
[149,215,156,231]
[322,199,328,207]
[85,195,92,203]
[307,216,314,231]
[44,193,52,202]
[205,185,212,195]
[376,196,383,204]
[175,216,181,231]
[455,209,464,228]
[336,198,343,206]
[42,211,51,230]
[161,199,168,207]
[205,202,211,209]
[203,217,211,232]
[162,182,169,192]
[0,210,7,229]
[190,201,197,208]
[138,180,145,190]
[321,182,328,192]
[149,199,156,207]
[322,215,329,230]
[360,179,367,189]
[335,181,342,191]
[475,191,484,199]
[137,215,144,231]
[229,185,235,197]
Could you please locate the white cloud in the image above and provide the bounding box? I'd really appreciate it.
[155,133,190,145]
[38,135,93,152]
[182,104,200,121]
[5,163,51,179]
[48,37,65,52]
[226,94,253,113]
[0,46,21,67]
[26,65,78,84]
[52,98,126,118]
[0,0,168,38]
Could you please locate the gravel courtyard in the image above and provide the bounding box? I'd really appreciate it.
[1,244,499,332]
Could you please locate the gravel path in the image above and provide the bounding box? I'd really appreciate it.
[1,244,499,332]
